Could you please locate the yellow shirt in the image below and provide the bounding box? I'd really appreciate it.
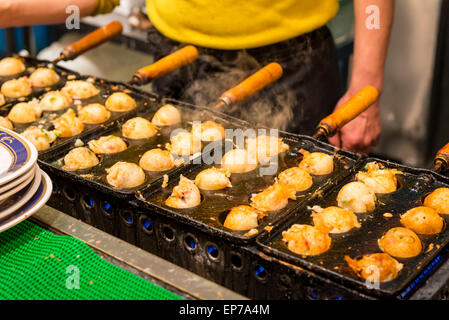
[146,0,339,50]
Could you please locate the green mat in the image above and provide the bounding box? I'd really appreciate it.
[0,220,183,300]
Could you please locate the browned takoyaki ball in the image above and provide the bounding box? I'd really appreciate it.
[88,135,127,154]
[1,77,32,98]
[282,224,332,256]
[105,92,137,112]
[8,102,42,124]
[165,175,201,209]
[122,117,158,140]
[221,149,257,173]
[53,109,84,138]
[139,148,175,172]
[250,182,296,212]
[223,205,267,231]
[62,147,99,171]
[345,253,403,282]
[278,167,313,193]
[246,135,289,163]
[21,126,57,151]
[424,188,449,215]
[151,104,181,126]
[194,167,232,190]
[337,181,376,213]
[298,150,334,175]
[106,162,146,189]
[192,120,225,142]
[0,57,25,76]
[61,80,99,99]
[356,162,401,194]
[312,206,360,234]
[78,103,111,124]
[39,91,72,111]
[169,131,202,156]
[400,206,444,235]
[378,227,422,258]
[29,68,60,87]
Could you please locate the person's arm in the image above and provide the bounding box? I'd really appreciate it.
[329,0,394,154]
[0,0,119,28]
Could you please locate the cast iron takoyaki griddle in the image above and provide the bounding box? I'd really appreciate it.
[39,98,250,199]
[0,56,79,108]
[4,71,153,156]
[135,132,360,244]
[256,158,449,298]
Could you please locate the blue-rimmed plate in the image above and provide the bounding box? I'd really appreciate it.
[0,127,37,187]
[0,169,52,233]
[0,167,41,219]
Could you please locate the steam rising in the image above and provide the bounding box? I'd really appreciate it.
[181,51,295,131]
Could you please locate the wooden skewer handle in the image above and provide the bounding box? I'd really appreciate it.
[130,46,199,85]
[314,86,379,139]
[434,142,449,172]
[55,21,123,62]
[217,63,283,106]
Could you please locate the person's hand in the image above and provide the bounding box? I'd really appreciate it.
[328,88,381,155]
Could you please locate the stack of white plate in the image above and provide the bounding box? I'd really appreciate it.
[0,127,52,233]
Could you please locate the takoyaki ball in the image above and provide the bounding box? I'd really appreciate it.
[165,175,201,209]
[29,68,60,87]
[0,94,4,106]
[78,103,111,124]
[61,80,99,99]
[62,147,99,171]
[106,162,145,189]
[1,77,32,98]
[8,102,42,123]
[169,131,202,156]
[39,91,72,111]
[53,109,84,138]
[122,117,158,140]
[298,150,334,175]
[221,149,258,173]
[345,253,403,283]
[0,116,13,130]
[0,57,25,76]
[223,205,267,231]
[282,224,332,256]
[194,167,232,191]
[400,206,444,235]
[278,167,313,193]
[250,181,296,212]
[105,92,136,112]
[337,181,376,213]
[356,162,401,194]
[424,188,449,215]
[88,135,127,154]
[21,126,57,151]
[139,148,174,172]
[192,121,225,142]
[151,104,181,126]
[246,135,289,162]
[312,206,360,234]
[378,227,422,259]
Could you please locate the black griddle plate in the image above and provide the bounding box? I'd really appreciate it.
[39,98,252,199]
[135,132,360,244]
[256,158,449,298]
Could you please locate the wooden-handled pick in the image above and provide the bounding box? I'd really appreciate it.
[313,86,380,140]
[128,46,199,85]
[53,21,123,63]
[433,143,449,173]
[214,62,283,109]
